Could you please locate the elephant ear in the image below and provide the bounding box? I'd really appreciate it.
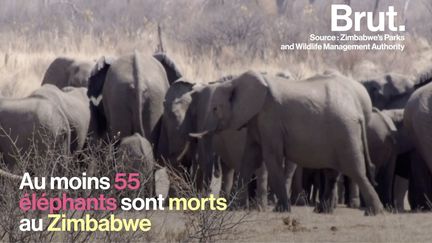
[153,52,183,84]
[164,79,195,108]
[42,57,74,88]
[228,71,268,130]
[87,56,112,106]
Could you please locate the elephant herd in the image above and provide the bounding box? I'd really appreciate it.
[1,51,432,216]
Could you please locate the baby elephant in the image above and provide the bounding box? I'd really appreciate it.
[117,133,156,194]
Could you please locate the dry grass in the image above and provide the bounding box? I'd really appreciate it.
[1,1,432,242]
[1,0,432,97]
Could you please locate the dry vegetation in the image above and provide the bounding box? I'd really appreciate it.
[1,0,432,96]
[1,0,432,242]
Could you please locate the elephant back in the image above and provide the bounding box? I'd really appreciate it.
[101,52,170,144]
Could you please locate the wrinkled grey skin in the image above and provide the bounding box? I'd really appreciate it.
[31,84,92,153]
[404,82,432,210]
[0,92,71,172]
[192,71,383,215]
[87,52,182,153]
[161,79,268,204]
[42,57,96,88]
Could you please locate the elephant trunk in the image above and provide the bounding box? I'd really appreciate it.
[196,135,215,192]
[176,141,191,162]
[189,112,219,139]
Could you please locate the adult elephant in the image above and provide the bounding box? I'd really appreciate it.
[0,92,71,174]
[190,71,383,215]
[162,79,267,205]
[31,84,94,153]
[42,57,96,88]
[87,52,182,151]
[404,82,432,209]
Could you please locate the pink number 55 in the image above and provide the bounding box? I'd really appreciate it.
[114,173,140,190]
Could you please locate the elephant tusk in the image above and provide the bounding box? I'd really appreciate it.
[189,131,209,138]
[0,169,23,180]
[176,141,190,162]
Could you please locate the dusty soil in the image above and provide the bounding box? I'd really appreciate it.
[147,205,432,242]
[233,206,432,242]
[152,169,432,242]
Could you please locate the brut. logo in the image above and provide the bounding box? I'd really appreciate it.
[331,4,405,32]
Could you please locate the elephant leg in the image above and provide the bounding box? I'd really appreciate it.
[236,139,262,209]
[380,155,397,209]
[196,137,215,194]
[220,162,235,199]
[348,179,360,208]
[263,150,289,212]
[409,152,432,210]
[255,162,268,211]
[291,166,306,206]
[393,175,408,212]
[349,174,383,215]
[338,140,383,215]
[337,176,344,204]
[315,169,339,214]
[284,159,297,204]
[305,169,318,206]
[310,170,321,205]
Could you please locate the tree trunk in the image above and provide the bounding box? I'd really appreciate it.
[373,0,380,18]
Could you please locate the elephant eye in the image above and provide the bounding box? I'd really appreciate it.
[213,107,217,112]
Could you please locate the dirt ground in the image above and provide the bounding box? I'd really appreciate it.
[233,206,432,242]
[152,169,432,242]
[145,205,432,242]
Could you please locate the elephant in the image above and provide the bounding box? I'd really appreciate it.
[42,57,96,88]
[87,52,182,153]
[0,91,71,172]
[190,70,383,215]
[404,82,432,209]
[364,109,413,210]
[117,133,156,195]
[336,109,414,211]
[161,78,268,205]
[30,84,93,153]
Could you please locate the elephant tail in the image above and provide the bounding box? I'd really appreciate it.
[360,118,377,186]
[132,51,146,137]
